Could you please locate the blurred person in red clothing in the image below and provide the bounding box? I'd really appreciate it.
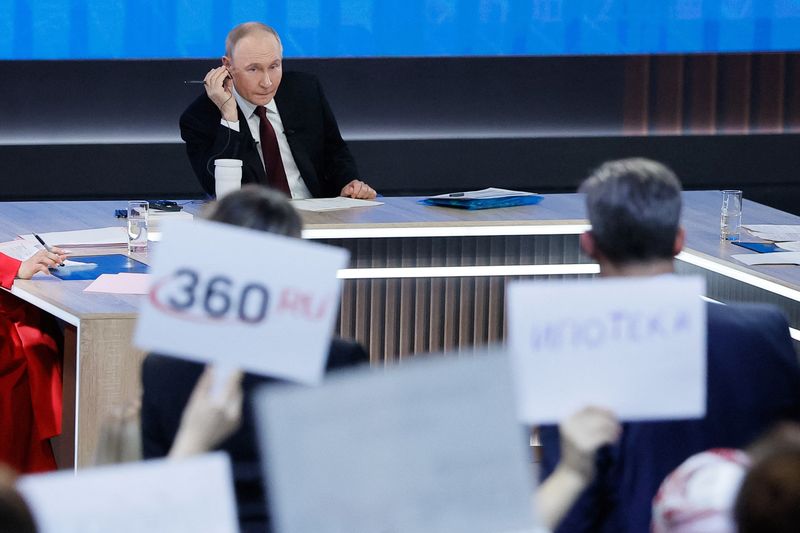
[0,249,67,473]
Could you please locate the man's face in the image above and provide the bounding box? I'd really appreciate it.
[224,32,283,106]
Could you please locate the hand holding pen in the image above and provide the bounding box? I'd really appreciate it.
[29,234,67,269]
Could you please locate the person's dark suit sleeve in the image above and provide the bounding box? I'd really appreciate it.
[140,355,171,458]
[315,78,360,193]
[179,95,247,196]
[325,337,370,371]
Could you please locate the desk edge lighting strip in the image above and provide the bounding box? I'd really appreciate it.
[303,223,590,239]
[336,263,601,280]
[677,251,800,303]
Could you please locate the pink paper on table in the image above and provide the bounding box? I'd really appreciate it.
[84,273,152,295]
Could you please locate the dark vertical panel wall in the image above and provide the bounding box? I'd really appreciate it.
[1,53,800,213]
[625,52,799,134]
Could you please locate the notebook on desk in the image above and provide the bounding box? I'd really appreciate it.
[420,187,543,210]
[51,254,148,281]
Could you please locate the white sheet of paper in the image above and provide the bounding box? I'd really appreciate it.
[134,219,349,385]
[775,241,800,251]
[0,240,88,270]
[0,239,41,260]
[21,226,127,247]
[254,352,537,533]
[17,453,238,533]
[507,276,707,424]
[731,251,800,266]
[428,187,537,200]
[84,273,151,294]
[742,224,800,242]
[290,197,384,212]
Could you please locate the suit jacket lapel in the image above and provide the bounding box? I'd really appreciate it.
[275,88,321,196]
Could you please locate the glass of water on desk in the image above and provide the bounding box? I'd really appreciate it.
[720,190,742,241]
[127,200,149,253]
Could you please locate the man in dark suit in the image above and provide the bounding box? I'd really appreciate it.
[180,21,376,200]
[539,158,800,532]
[140,185,370,532]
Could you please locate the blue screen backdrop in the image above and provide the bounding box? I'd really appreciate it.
[2,0,800,60]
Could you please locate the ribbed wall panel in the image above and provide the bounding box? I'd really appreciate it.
[624,52,800,134]
[325,234,590,363]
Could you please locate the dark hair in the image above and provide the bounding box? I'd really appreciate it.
[580,158,682,265]
[735,422,800,533]
[0,466,37,533]
[202,185,302,238]
[735,449,800,533]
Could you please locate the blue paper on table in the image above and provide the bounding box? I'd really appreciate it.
[51,254,149,281]
[420,187,543,210]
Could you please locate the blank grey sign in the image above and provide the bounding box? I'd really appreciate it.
[254,352,537,533]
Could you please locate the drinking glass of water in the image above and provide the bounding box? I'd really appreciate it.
[720,190,742,241]
[127,200,149,253]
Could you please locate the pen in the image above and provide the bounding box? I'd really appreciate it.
[184,80,206,84]
[34,234,65,267]
[449,192,465,197]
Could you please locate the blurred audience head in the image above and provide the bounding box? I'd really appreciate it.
[0,464,37,533]
[651,448,749,533]
[203,185,302,238]
[735,423,800,533]
[579,158,683,273]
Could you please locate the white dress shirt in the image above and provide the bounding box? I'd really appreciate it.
[220,88,312,199]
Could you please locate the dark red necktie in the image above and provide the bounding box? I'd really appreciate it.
[255,105,290,194]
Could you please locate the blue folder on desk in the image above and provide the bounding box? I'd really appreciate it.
[420,187,544,210]
[51,254,149,281]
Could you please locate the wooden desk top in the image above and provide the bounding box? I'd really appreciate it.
[298,194,588,230]
[3,191,800,322]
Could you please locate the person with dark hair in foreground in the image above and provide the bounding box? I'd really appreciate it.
[735,423,800,533]
[181,21,376,200]
[539,158,800,533]
[140,186,368,532]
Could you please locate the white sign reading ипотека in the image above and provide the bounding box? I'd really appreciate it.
[507,276,706,424]
[134,218,349,385]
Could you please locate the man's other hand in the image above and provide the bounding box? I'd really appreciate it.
[204,66,238,122]
[340,179,377,200]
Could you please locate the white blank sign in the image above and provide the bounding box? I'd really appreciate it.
[255,352,538,533]
[17,453,238,533]
[507,276,707,424]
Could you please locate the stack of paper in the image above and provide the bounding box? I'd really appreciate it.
[421,187,543,210]
[0,239,97,269]
[84,273,151,295]
[0,239,42,261]
[20,227,128,247]
[742,224,800,242]
[731,252,800,266]
[148,210,194,231]
[291,197,383,212]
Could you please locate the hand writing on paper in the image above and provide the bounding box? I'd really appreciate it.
[169,365,245,459]
[340,179,377,200]
[17,248,68,279]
